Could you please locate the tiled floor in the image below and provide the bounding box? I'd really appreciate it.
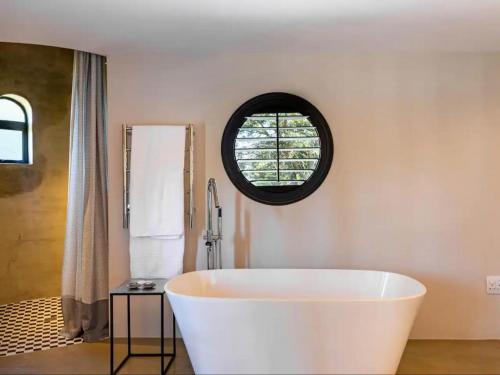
[1,339,500,374]
[0,297,83,357]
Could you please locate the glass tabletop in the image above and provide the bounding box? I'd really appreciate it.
[110,278,169,295]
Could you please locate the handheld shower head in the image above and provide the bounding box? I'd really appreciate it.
[205,178,222,269]
[208,178,220,208]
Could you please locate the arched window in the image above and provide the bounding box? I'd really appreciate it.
[0,94,32,164]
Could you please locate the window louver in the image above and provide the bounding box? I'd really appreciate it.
[235,113,321,187]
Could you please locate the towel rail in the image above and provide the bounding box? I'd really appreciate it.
[122,124,195,229]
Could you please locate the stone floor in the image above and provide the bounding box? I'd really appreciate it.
[1,339,500,374]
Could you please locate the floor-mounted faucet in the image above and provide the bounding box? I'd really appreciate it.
[204,178,222,269]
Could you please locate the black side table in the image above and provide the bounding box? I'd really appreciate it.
[110,278,176,375]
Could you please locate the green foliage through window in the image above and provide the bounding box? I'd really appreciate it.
[235,113,321,186]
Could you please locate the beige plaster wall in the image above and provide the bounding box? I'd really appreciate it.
[107,51,500,339]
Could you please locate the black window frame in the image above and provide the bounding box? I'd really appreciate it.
[0,96,29,164]
[221,92,334,205]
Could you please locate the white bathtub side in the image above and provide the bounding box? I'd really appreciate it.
[166,270,425,374]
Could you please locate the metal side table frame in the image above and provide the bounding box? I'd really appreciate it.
[110,278,176,375]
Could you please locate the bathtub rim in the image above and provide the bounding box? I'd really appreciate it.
[165,268,427,303]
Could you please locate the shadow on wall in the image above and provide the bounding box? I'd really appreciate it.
[183,123,206,273]
[234,192,251,268]
[0,156,45,197]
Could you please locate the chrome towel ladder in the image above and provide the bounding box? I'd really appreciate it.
[122,124,195,229]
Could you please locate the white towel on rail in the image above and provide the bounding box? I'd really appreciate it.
[129,125,186,279]
[129,125,185,237]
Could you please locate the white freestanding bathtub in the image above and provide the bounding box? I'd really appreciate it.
[165,269,426,374]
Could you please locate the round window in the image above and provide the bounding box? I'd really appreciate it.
[221,92,333,205]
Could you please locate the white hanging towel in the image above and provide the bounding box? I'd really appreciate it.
[129,125,186,279]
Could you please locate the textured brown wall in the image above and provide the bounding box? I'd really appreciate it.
[0,43,73,304]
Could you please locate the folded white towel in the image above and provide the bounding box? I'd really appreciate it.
[129,125,186,279]
[130,236,184,279]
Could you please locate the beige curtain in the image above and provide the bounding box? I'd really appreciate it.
[61,50,108,341]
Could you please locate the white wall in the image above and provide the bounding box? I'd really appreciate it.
[107,51,500,339]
